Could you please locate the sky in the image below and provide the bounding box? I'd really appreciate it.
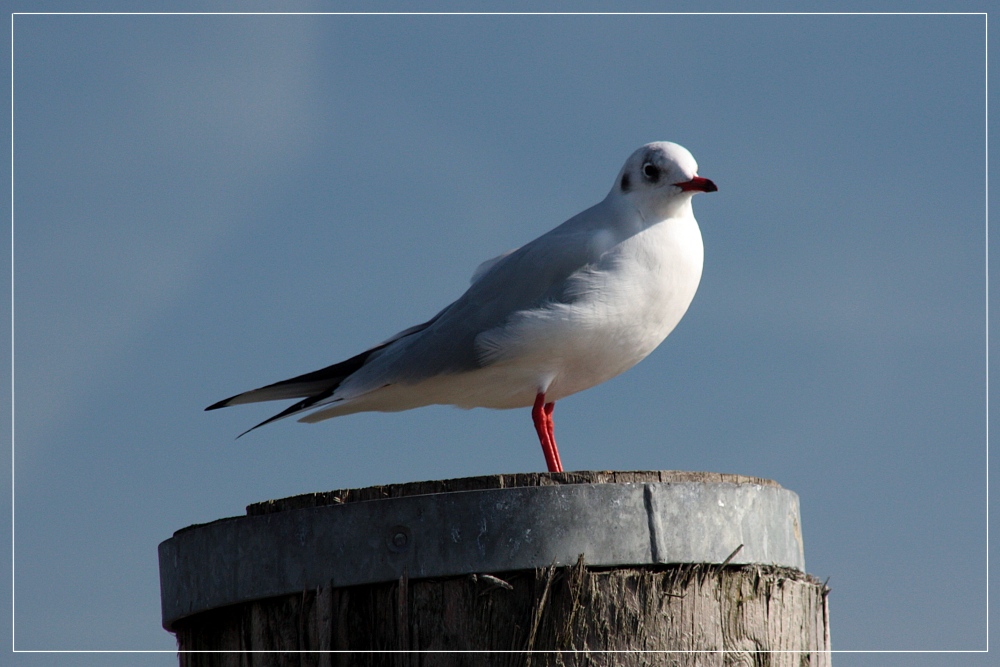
[3,4,994,666]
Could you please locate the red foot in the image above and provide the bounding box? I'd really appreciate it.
[532,392,563,473]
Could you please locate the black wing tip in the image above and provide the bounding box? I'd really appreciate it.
[234,424,259,439]
[232,411,282,440]
[231,389,335,439]
[205,397,234,411]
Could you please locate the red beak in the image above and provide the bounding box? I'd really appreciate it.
[674,176,718,193]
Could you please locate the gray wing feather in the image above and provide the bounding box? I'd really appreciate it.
[337,200,618,393]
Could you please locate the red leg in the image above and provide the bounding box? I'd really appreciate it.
[532,393,564,473]
[544,401,562,472]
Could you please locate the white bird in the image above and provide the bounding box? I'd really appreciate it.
[207,142,717,472]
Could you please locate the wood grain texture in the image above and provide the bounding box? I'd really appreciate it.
[173,473,830,666]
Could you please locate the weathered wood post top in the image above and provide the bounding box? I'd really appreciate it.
[159,470,807,631]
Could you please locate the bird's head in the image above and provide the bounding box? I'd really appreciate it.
[612,142,717,218]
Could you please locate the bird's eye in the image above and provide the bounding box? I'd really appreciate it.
[642,163,660,182]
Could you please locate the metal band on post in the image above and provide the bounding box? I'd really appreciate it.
[159,479,804,630]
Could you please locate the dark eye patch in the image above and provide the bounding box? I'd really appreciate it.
[642,162,660,182]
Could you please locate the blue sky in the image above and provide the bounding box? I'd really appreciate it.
[4,5,993,666]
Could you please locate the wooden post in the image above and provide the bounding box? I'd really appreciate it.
[160,471,831,666]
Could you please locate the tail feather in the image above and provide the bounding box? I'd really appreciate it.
[205,347,378,411]
[207,312,444,436]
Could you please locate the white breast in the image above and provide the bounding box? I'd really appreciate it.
[466,212,704,408]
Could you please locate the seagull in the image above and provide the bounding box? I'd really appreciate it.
[207,142,716,472]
